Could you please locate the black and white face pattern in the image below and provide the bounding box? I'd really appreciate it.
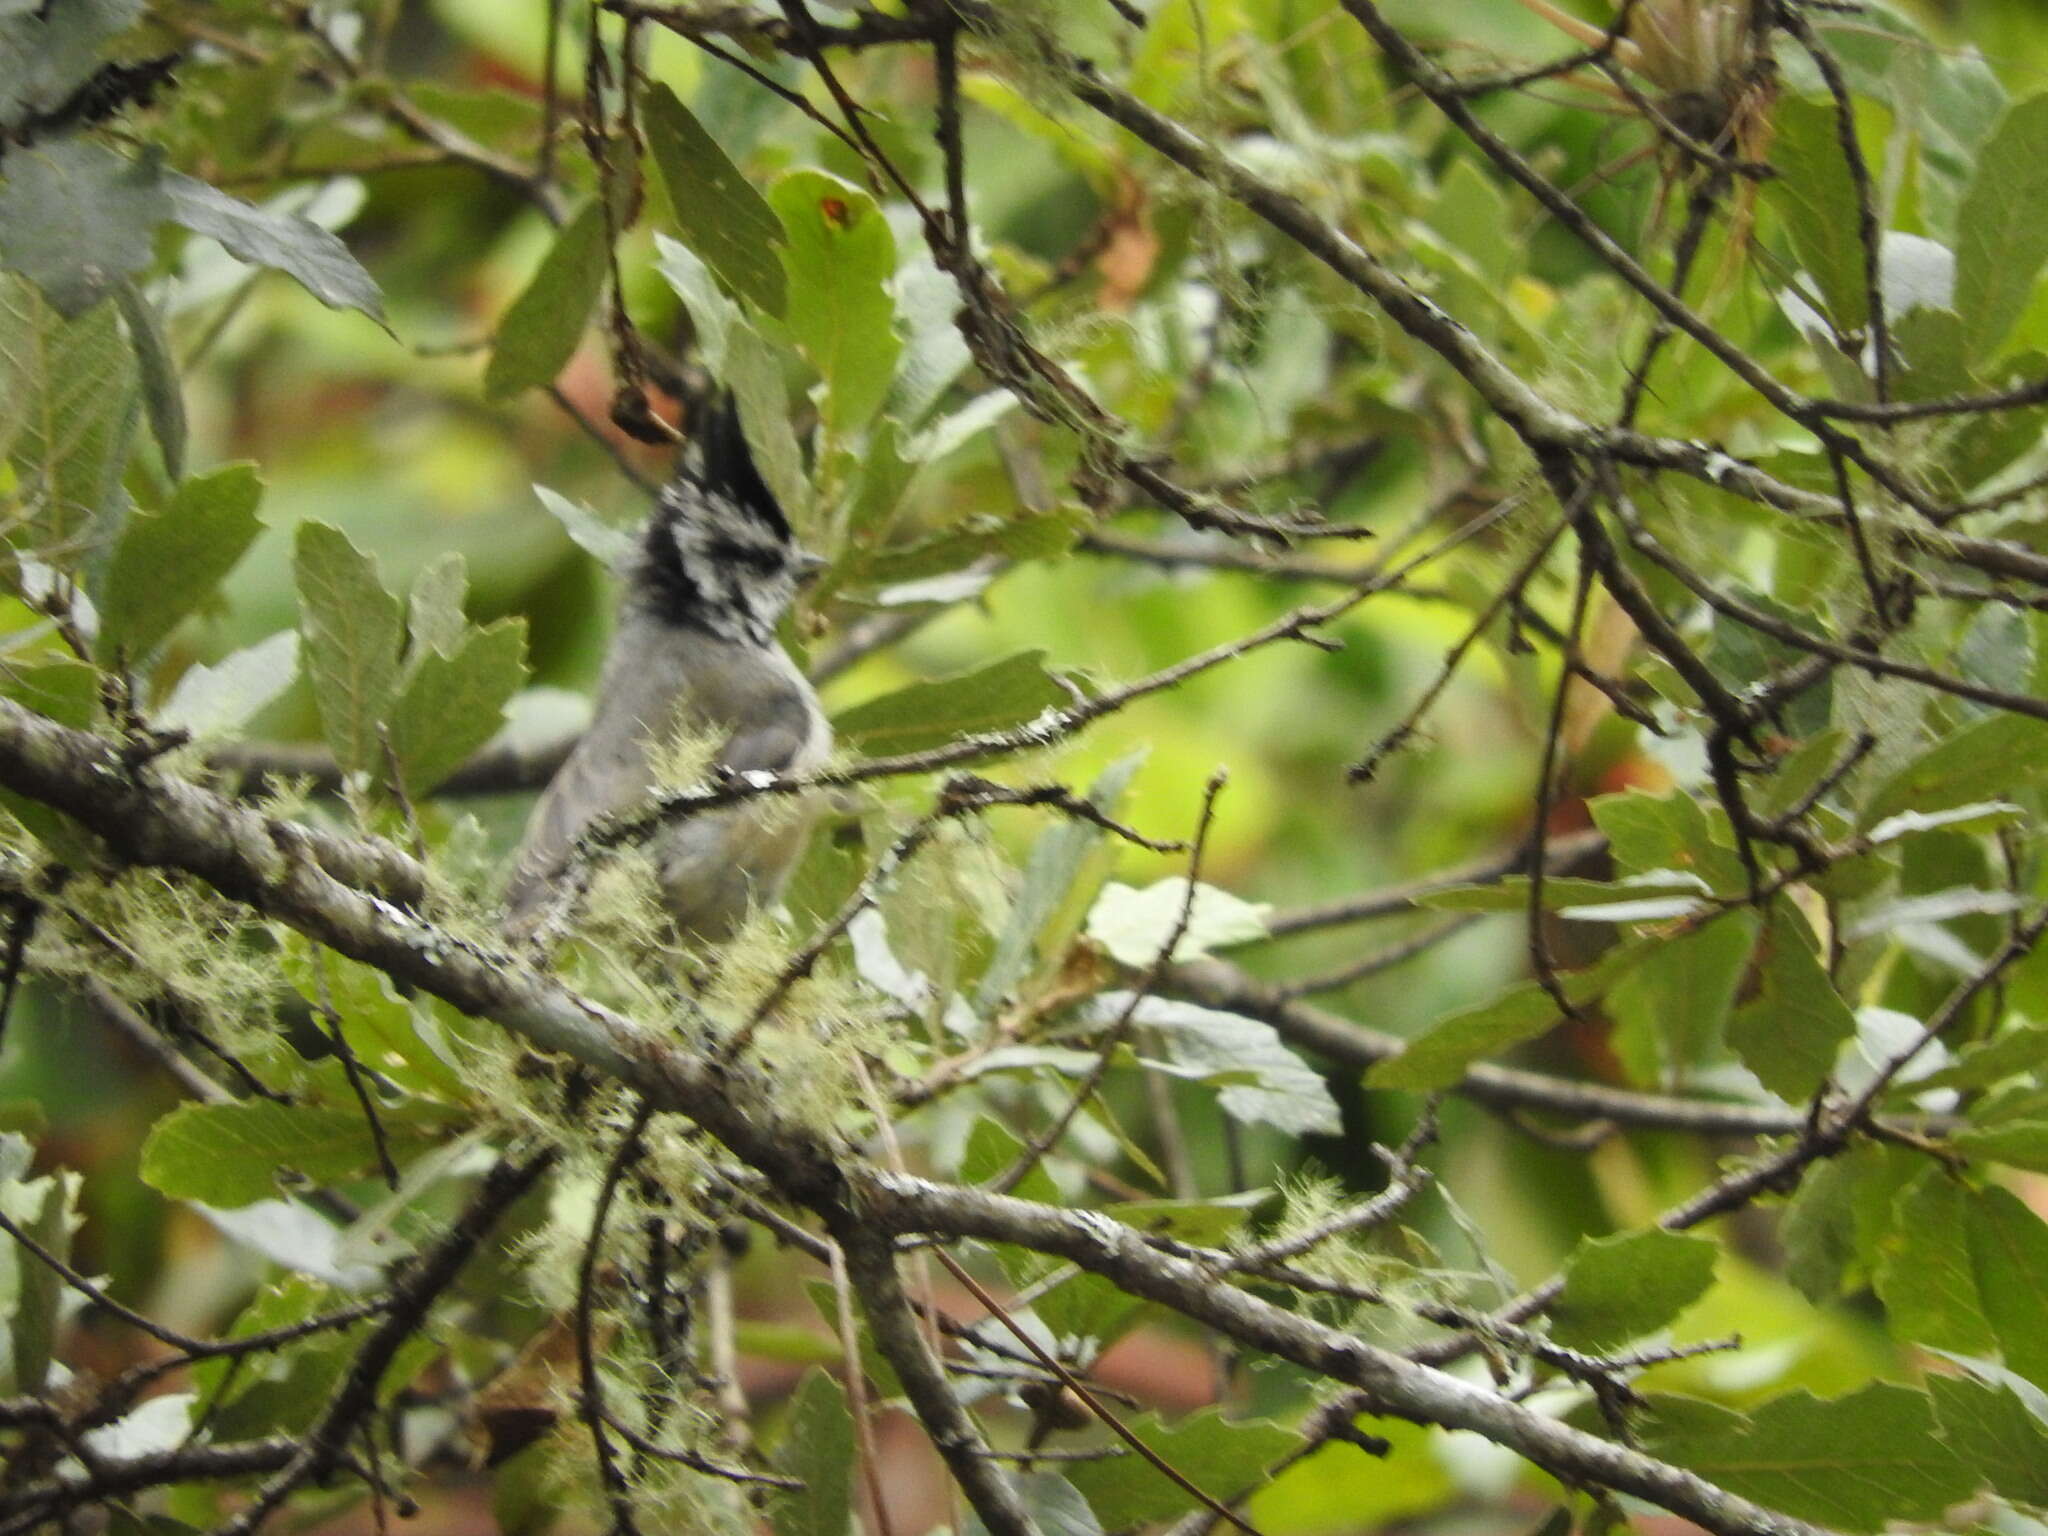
[635,403,813,646]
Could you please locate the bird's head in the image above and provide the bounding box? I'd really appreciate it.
[637,396,823,644]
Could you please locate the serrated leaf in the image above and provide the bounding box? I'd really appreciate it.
[1063,1409,1297,1530]
[1548,1228,1716,1352]
[1766,95,1868,334]
[771,169,900,435]
[113,280,184,480]
[833,650,1067,758]
[1609,909,1758,1085]
[164,173,385,326]
[1087,880,1271,967]
[1589,788,1743,892]
[384,618,527,795]
[769,1370,854,1536]
[1779,1156,1858,1304]
[0,270,137,556]
[1647,1384,1972,1531]
[1955,92,2048,360]
[1874,1173,1996,1354]
[159,630,299,738]
[1726,904,1856,1103]
[294,521,404,776]
[1926,1371,2048,1506]
[1098,995,1339,1136]
[1967,1185,2048,1389]
[643,83,785,317]
[483,201,607,401]
[1865,713,2048,827]
[141,1101,421,1207]
[97,461,263,661]
[406,552,469,661]
[0,139,170,318]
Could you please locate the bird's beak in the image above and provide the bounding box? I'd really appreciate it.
[794,549,829,586]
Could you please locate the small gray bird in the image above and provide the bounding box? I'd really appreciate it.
[503,398,831,945]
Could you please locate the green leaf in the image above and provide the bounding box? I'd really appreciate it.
[0,139,169,318]
[961,1115,1057,1205]
[652,234,741,373]
[1421,873,1708,914]
[1608,909,1758,1084]
[1967,1184,2048,1389]
[725,323,810,521]
[3,1168,78,1395]
[769,1370,855,1536]
[1725,904,1856,1103]
[1952,1119,2048,1174]
[978,750,1144,1010]
[1873,1174,1996,1354]
[1063,1409,1297,1530]
[1765,95,1868,334]
[1647,1384,1972,1531]
[0,270,137,557]
[1917,1021,2048,1090]
[384,618,527,795]
[97,462,264,661]
[833,651,1067,758]
[533,484,637,571]
[159,631,300,740]
[1109,994,1340,1136]
[483,201,607,401]
[1588,788,1742,892]
[642,83,786,317]
[141,1101,422,1207]
[294,521,404,777]
[113,280,184,481]
[855,508,1088,588]
[1864,713,2048,827]
[1955,92,2048,360]
[163,173,386,326]
[1368,943,1643,1092]
[1548,1229,1716,1352]
[1779,1155,1858,1304]
[1087,881,1271,967]
[406,552,470,661]
[1926,1371,2048,1507]
[770,169,901,436]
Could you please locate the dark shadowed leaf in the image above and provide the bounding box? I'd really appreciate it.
[0,139,169,317]
[483,201,607,401]
[643,82,785,317]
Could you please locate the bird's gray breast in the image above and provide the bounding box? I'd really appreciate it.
[502,612,830,942]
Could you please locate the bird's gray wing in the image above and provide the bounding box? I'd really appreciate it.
[500,732,656,938]
[650,680,824,937]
